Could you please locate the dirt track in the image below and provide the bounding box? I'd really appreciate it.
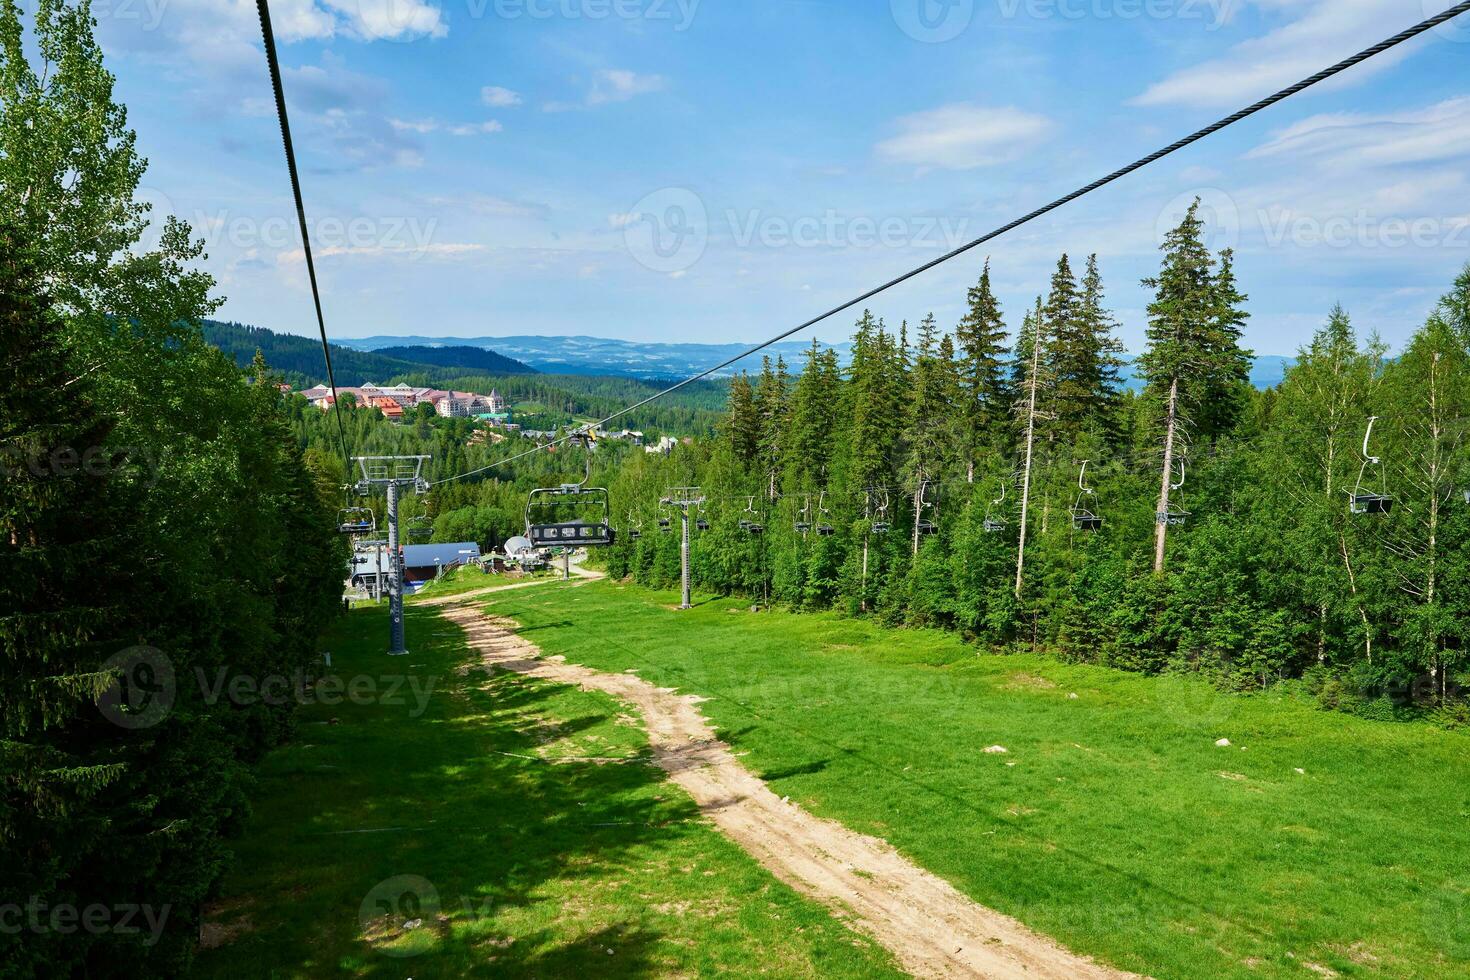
[440,596,1139,980]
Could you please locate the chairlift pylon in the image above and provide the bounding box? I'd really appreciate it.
[1349,416,1393,515]
[1071,460,1102,532]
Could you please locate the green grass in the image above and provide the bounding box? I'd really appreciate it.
[476,581,1470,980]
[408,565,553,600]
[194,602,904,978]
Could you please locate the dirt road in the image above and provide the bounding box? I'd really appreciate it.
[440,598,1139,980]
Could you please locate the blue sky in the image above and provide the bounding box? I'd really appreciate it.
[93,0,1470,357]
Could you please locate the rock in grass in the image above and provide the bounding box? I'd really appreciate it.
[1215,738,1231,747]
[984,745,1008,754]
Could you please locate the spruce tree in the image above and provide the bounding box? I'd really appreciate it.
[953,261,1010,477]
[722,371,759,465]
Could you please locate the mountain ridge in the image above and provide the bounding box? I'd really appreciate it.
[335,334,1295,390]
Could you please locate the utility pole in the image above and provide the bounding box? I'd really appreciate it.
[354,456,430,656]
[662,487,704,609]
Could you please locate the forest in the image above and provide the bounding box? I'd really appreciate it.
[593,212,1470,721]
[1,2,344,975]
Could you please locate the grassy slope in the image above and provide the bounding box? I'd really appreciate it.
[478,581,1470,980]
[194,603,903,978]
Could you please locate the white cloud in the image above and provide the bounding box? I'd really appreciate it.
[319,0,446,41]
[875,104,1052,170]
[607,212,640,228]
[1246,97,1470,168]
[588,69,664,105]
[546,69,665,111]
[389,117,439,133]
[1132,0,1430,109]
[481,86,523,107]
[449,121,504,136]
[279,242,485,262]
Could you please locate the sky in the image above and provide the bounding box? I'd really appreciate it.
[87,0,1470,357]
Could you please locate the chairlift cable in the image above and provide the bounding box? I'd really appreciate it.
[255,0,352,476]
[430,1,1470,490]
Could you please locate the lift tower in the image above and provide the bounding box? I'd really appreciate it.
[660,488,705,610]
[354,456,431,656]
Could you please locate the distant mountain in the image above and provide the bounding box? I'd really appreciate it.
[1118,355,1294,392]
[338,334,1295,390]
[201,322,533,388]
[372,345,536,376]
[335,334,852,381]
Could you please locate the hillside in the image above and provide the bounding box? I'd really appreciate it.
[370,345,537,376]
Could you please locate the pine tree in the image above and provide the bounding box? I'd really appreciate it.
[1047,254,1123,445]
[953,261,1010,477]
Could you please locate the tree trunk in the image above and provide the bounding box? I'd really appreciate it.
[1153,376,1180,575]
[1015,338,1042,599]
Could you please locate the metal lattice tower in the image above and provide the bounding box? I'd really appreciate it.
[661,488,705,610]
[353,456,430,656]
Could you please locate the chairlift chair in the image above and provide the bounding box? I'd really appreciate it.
[1070,460,1103,532]
[794,493,813,535]
[696,517,710,532]
[407,514,433,542]
[338,506,375,536]
[1349,416,1394,516]
[525,434,616,547]
[983,478,1009,534]
[815,491,835,536]
[739,497,766,536]
[1156,458,1191,527]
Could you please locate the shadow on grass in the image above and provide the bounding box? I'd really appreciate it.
[194,605,710,978]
